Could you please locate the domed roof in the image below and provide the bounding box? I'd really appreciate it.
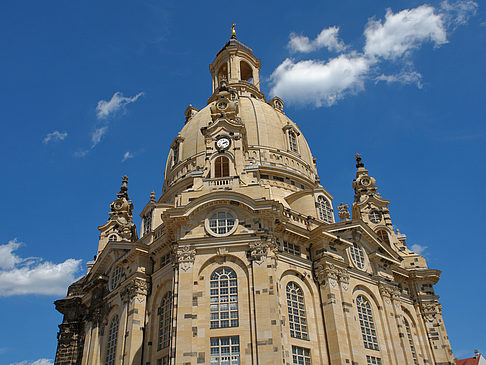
[166,97,314,176]
[161,37,322,202]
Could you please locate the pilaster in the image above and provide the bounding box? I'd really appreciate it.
[315,260,351,365]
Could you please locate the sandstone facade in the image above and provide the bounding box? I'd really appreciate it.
[54,34,454,365]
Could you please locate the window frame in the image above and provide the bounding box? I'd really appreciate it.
[105,314,119,365]
[291,345,311,365]
[349,243,366,270]
[316,196,333,224]
[205,209,238,238]
[157,292,173,351]
[210,267,239,329]
[214,155,230,178]
[210,336,240,365]
[356,295,380,351]
[286,282,309,340]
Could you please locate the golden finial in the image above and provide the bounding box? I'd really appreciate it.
[231,24,237,39]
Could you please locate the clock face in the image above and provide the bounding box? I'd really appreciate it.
[216,137,230,150]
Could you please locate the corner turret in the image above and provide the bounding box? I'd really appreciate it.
[97,176,138,254]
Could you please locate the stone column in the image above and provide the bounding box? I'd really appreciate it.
[315,261,351,365]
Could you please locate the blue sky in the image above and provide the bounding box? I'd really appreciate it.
[0,0,484,364]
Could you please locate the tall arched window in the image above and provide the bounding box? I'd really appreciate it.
[286,282,309,340]
[214,156,230,178]
[158,292,172,350]
[105,315,119,365]
[376,229,390,245]
[404,318,418,365]
[288,130,298,153]
[316,196,333,223]
[210,267,238,328]
[356,295,379,350]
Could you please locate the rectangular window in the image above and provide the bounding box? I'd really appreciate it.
[292,346,311,365]
[282,241,301,256]
[157,357,169,365]
[366,355,382,365]
[160,253,171,268]
[210,336,240,365]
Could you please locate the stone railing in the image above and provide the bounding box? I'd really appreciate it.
[203,176,238,189]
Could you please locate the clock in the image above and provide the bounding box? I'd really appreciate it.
[216,137,231,151]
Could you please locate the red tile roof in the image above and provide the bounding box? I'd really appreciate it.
[456,357,480,365]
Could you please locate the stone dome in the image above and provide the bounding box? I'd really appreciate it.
[160,37,329,215]
[163,97,317,185]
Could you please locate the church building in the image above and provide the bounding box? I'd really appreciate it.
[54,30,455,365]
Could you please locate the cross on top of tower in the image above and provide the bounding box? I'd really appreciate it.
[231,23,237,39]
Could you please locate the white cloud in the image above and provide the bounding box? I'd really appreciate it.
[91,126,108,147]
[440,0,478,29]
[270,55,370,107]
[10,360,53,365]
[0,239,82,296]
[411,243,428,255]
[42,130,67,144]
[0,240,22,270]
[271,1,477,107]
[96,91,144,120]
[10,359,53,365]
[364,5,447,60]
[288,26,347,53]
[375,70,423,88]
[121,151,134,162]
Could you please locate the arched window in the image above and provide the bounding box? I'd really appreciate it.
[105,315,119,365]
[316,196,333,223]
[210,267,238,328]
[240,61,253,83]
[350,243,365,270]
[356,295,379,350]
[286,282,308,340]
[376,229,390,245]
[172,145,179,166]
[288,130,298,153]
[214,156,230,178]
[404,318,418,365]
[158,292,172,350]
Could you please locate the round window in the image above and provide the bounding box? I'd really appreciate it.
[205,210,238,237]
[369,210,382,223]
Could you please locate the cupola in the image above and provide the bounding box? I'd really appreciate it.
[209,25,264,101]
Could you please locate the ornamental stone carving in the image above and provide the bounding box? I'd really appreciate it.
[176,245,196,271]
[422,302,441,322]
[337,203,351,221]
[379,283,401,304]
[120,278,149,302]
[248,240,268,263]
[315,262,349,289]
